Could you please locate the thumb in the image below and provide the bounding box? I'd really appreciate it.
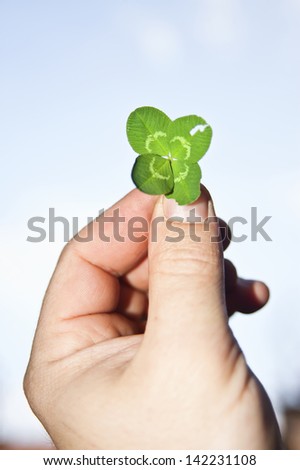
[146,186,228,341]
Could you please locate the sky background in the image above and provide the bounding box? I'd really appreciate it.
[1,0,300,444]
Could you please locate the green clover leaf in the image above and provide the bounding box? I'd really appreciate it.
[127,106,171,156]
[169,115,212,162]
[166,161,201,206]
[131,154,173,195]
[127,106,212,205]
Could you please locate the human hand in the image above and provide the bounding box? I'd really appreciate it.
[24,187,282,449]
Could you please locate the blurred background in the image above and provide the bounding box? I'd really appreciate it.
[1,0,300,449]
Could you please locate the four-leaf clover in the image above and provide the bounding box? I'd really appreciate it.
[127,106,212,205]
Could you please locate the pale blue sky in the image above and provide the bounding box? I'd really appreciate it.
[1,0,300,443]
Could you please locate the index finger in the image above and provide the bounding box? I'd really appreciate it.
[72,189,158,275]
[40,189,157,322]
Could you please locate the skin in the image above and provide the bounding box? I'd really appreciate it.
[24,186,282,449]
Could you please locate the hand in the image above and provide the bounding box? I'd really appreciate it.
[24,187,282,449]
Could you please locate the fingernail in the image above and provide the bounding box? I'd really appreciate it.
[163,189,213,221]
